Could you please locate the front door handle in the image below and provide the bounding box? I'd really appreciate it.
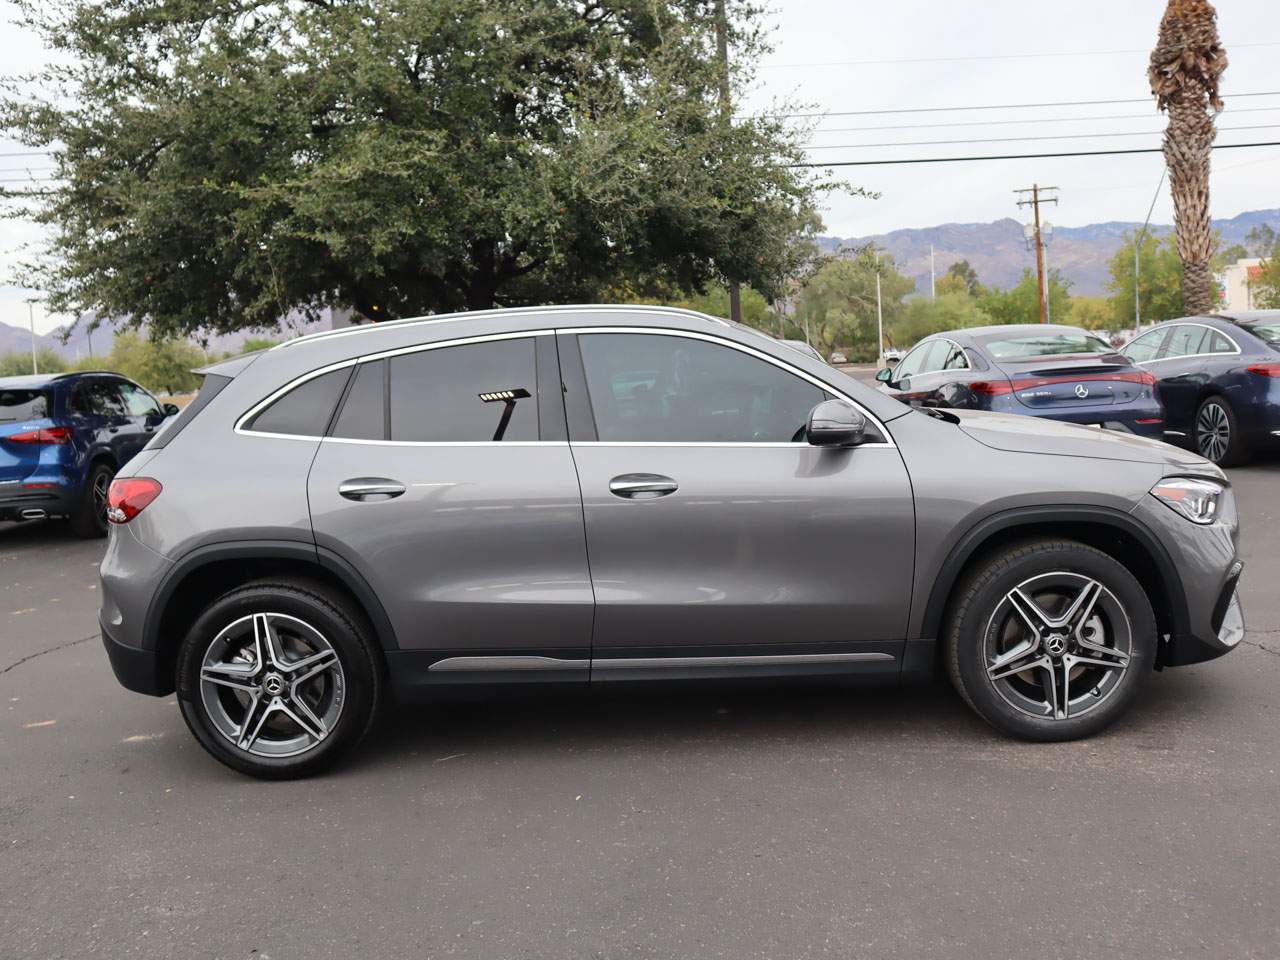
[609,473,678,499]
[338,478,407,502]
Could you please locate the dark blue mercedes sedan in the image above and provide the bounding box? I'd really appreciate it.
[876,324,1165,439]
[1121,311,1280,466]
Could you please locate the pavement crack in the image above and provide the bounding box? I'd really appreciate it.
[1243,639,1280,658]
[0,634,97,676]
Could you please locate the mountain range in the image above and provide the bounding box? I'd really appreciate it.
[818,208,1280,299]
[3,208,1278,360]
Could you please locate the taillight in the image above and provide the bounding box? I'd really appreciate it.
[6,426,74,445]
[106,477,162,524]
[970,381,1014,396]
[1247,363,1280,378]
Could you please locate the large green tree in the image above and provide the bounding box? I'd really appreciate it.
[3,0,829,337]
[792,246,914,360]
[979,269,1073,326]
[1105,231,1185,327]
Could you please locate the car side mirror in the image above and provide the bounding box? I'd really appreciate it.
[163,403,180,416]
[806,399,868,448]
[875,367,894,383]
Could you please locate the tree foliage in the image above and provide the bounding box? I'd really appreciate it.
[0,348,67,377]
[1105,231,1185,327]
[793,247,914,360]
[978,269,1073,326]
[3,0,833,338]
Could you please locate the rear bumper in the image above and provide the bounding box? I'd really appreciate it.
[0,486,77,521]
[101,621,172,696]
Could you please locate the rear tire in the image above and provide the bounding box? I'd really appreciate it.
[945,539,1156,742]
[176,579,382,779]
[69,461,114,539]
[1194,395,1249,467]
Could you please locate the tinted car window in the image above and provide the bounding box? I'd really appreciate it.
[331,360,386,441]
[1123,329,1167,363]
[118,382,161,417]
[244,368,351,436]
[1246,323,1280,348]
[941,342,970,370]
[1208,331,1236,354]
[981,332,1111,360]
[0,389,49,422]
[1161,325,1208,358]
[71,379,130,417]
[896,341,944,379]
[390,338,538,442]
[578,333,827,443]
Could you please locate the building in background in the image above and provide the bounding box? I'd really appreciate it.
[1218,257,1266,312]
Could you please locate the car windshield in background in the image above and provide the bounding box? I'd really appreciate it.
[1246,323,1280,347]
[0,389,49,422]
[980,332,1113,360]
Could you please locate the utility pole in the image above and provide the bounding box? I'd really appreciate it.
[1134,168,1168,337]
[1015,184,1058,324]
[929,244,936,300]
[27,301,38,375]
[873,248,884,362]
[713,0,742,324]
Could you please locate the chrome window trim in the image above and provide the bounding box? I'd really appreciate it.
[935,337,972,372]
[1131,322,1242,365]
[561,326,896,448]
[236,325,896,449]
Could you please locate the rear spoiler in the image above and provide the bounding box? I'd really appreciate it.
[194,349,267,379]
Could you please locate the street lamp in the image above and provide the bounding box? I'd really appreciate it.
[26,300,38,375]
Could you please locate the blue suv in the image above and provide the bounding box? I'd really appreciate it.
[0,372,177,537]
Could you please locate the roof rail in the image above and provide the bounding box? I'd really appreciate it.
[271,304,733,351]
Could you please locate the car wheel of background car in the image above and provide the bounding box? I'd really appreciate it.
[176,579,382,779]
[1194,396,1249,467]
[945,539,1156,742]
[69,461,115,539]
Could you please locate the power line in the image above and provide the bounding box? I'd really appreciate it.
[807,105,1280,135]
[790,140,1280,168]
[804,122,1280,151]
[760,39,1280,69]
[753,90,1280,120]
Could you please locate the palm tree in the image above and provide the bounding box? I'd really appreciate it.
[1148,1,1228,316]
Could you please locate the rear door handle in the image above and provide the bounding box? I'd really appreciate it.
[338,478,407,502]
[609,473,678,499]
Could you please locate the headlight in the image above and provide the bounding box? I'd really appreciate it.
[1150,477,1224,525]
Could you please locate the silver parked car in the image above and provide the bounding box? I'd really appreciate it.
[100,306,1245,778]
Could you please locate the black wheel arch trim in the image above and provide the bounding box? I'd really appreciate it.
[142,539,400,653]
[920,504,1190,644]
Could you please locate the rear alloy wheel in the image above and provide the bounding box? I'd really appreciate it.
[177,580,381,778]
[946,540,1156,741]
[1194,396,1249,467]
[69,461,115,539]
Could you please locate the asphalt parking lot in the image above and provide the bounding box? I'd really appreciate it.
[2,457,1278,960]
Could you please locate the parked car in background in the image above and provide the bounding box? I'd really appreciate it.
[98,306,1242,779]
[876,324,1165,438]
[829,351,848,364]
[0,372,177,537]
[782,339,825,362]
[1121,311,1280,466]
[883,347,905,363]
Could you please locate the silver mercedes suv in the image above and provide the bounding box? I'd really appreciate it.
[99,306,1245,778]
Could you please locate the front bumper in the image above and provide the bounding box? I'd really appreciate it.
[101,621,173,696]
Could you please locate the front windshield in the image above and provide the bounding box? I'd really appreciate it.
[980,332,1113,360]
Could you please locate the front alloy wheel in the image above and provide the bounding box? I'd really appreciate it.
[946,540,1156,741]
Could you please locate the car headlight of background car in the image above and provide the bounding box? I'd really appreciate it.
[1150,477,1225,525]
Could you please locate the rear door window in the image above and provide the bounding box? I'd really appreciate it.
[1122,329,1168,363]
[895,341,945,379]
[389,338,539,442]
[1159,325,1208,358]
[0,389,49,422]
[331,360,386,441]
[71,379,130,418]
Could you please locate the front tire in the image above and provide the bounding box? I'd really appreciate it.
[1194,395,1249,467]
[176,579,382,779]
[945,540,1156,741]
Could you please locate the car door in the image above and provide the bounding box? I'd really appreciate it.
[1123,327,1178,436]
[560,327,915,679]
[886,340,950,405]
[69,377,132,464]
[1146,324,1216,434]
[114,380,165,463]
[306,333,593,680]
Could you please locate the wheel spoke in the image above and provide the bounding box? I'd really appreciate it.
[201,661,259,692]
[1075,636,1130,666]
[1063,579,1103,632]
[284,647,337,682]
[279,696,327,742]
[1006,587,1055,634]
[236,693,273,751]
[254,613,286,670]
[987,640,1043,681]
[1040,658,1062,719]
[1064,651,1128,674]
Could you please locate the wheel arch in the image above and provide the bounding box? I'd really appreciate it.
[143,540,399,686]
[922,506,1189,653]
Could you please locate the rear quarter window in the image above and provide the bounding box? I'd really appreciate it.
[243,368,352,437]
[0,388,49,422]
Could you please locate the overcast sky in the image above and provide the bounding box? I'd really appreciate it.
[2,0,1277,334]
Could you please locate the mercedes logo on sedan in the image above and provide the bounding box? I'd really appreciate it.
[1075,384,1090,399]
